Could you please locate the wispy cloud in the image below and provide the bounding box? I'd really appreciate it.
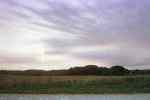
[0,0,150,69]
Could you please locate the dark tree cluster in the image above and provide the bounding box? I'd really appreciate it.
[0,65,150,76]
[67,65,130,75]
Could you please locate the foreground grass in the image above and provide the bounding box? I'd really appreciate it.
[0,75,150,94]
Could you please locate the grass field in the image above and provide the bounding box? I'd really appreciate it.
[0,75,150,94]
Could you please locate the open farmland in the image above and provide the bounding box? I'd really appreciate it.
[0,75,150,94]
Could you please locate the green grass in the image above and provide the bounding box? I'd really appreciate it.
[0,75,150,94]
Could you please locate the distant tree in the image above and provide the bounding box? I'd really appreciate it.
[110,65,129,75]
[98,67,111,75]
[84,65,99,75]
[1,65,150,76]
[68,65,99,75]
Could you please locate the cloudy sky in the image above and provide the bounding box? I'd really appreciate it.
[0,0,150,70]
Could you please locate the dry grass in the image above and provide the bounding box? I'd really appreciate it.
[0,75,148,86]
[0,75,150,94]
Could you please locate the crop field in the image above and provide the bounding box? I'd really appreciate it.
[0,75,150,94]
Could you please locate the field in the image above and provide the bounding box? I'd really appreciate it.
[0,75,150,94]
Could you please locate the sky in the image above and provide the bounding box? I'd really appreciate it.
[0,0,150,70]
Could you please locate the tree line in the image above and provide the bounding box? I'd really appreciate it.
[0,65,150,76]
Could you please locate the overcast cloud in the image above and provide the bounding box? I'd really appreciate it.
[0,0,150,70]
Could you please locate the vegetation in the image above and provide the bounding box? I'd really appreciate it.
[0,65,150,94]
[0,75,150,94]
[0,65,150,76]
